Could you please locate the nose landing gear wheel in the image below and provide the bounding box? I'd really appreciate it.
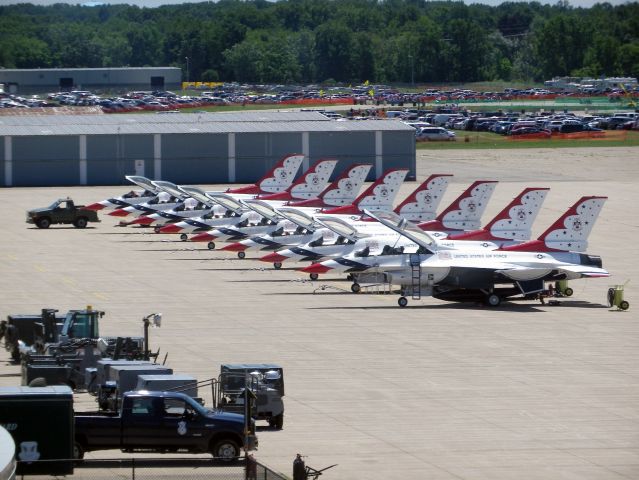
[237,251,246,259]
[398,297,408,308]
[273,262,282,269]
[351,283,361,293]
[485,293,501,307]
[180,233,188,241]
[207,241,216,250]
[309,272,319,281]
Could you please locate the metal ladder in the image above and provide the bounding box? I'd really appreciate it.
[409,254,421,300]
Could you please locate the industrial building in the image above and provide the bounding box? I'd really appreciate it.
[0,67,181,95]
[0,111,416,187]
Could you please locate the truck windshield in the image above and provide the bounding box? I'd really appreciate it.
[62,312,99,338]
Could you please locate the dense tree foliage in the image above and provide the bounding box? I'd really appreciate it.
[0,0,638,83]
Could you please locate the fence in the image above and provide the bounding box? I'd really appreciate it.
[15,457,288,480]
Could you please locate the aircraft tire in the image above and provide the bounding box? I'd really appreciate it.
[398,297,408,308]
[309,273,319,281]
[237,251,246,259]
[273,262,282,269]
[207,241,216,250]
[485,293,501,307]
[180,233,188,241]
[154,226,161,233]
[351,283,361,293]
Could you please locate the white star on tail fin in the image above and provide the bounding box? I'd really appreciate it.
[395,174,453,222]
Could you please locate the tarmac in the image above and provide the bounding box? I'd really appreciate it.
[0,146,638,480]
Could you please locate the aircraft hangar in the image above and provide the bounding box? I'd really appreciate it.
[0,111,416,187]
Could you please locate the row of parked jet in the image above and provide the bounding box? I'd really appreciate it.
[86,153,609,308]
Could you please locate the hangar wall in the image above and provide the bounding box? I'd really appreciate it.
[0,112,416,187]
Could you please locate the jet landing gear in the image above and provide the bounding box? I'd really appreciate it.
[237,251,246,259]
[207,242,216,250]
[398,297,408,308]
[485,293,501,307]
[180,233,188,242]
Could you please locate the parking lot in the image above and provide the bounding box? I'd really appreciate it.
[1,146,638,480]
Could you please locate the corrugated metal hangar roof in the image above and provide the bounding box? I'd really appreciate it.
[0,112,414,136]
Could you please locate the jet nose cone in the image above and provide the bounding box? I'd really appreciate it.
[221,242,249,252]
[85,202,105,211]
[261,252,288,263]
[190,232,215,242]
[130,216,154,225]
[160,224,182,234]
[108,209,130,217]
[300,263,332,274]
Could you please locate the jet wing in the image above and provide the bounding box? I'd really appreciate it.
[364,209,437,253]
[207,193,245,215]
[152,180,188,200]
[554,265,610,278]
[178,186,217,207]
[277,208,317,233]
[314,216,367,243]
[241,199,282,222]
[125,175,159,193]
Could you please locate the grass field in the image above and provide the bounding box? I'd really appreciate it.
[417,130,639,149]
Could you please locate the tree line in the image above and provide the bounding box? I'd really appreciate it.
[1,0,638,85]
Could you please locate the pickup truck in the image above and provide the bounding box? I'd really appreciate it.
[27,198,100,229]
[74,391,256,461]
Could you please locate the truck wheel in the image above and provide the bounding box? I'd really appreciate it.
[37,217,51,229]
[73,441,85,460]
[273,414,284,430]
[74,217,88,228]
[398,297,408,308]
[211,438,240,462]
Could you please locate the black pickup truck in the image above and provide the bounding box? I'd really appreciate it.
[27,198,100,229]
[74,391,256,461]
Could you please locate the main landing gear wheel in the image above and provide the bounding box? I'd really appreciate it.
[351,283,361,293]
[237,251,246,259]
[207,241,216,250]
[398,296,408,308]
[309,273,319,281]
[180,233,188,241]
[564,287,574,297]
[273,262,282,269]
[485,293,501,307]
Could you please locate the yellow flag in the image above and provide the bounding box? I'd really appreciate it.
[364,80,369,86]
[368,89,374,97]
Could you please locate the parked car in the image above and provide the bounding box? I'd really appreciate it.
[416,127,456,141]
[509,127,551,139]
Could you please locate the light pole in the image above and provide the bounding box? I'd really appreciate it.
[185,56,190,84]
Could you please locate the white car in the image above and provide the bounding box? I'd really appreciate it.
[415,126,456,141]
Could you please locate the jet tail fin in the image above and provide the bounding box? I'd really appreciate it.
[503,196,607,252]
[394,174,453,222]
[419,180,498,232]
[259,158,337,201]
[449,187,549,241]
[227,153,304,195]
[321,168,409,215]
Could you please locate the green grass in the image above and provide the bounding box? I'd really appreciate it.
[417,130,639,150]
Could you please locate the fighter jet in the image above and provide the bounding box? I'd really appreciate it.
[85,175,161,211]
[222,173,454,258]
[158,163,374,241]
[261,187,550,270]
[301,196,608,307]
[186,168,409,248]
[128,158,340,227]
[103,153,305,218]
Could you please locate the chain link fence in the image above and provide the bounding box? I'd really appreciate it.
[16,457,288,480]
